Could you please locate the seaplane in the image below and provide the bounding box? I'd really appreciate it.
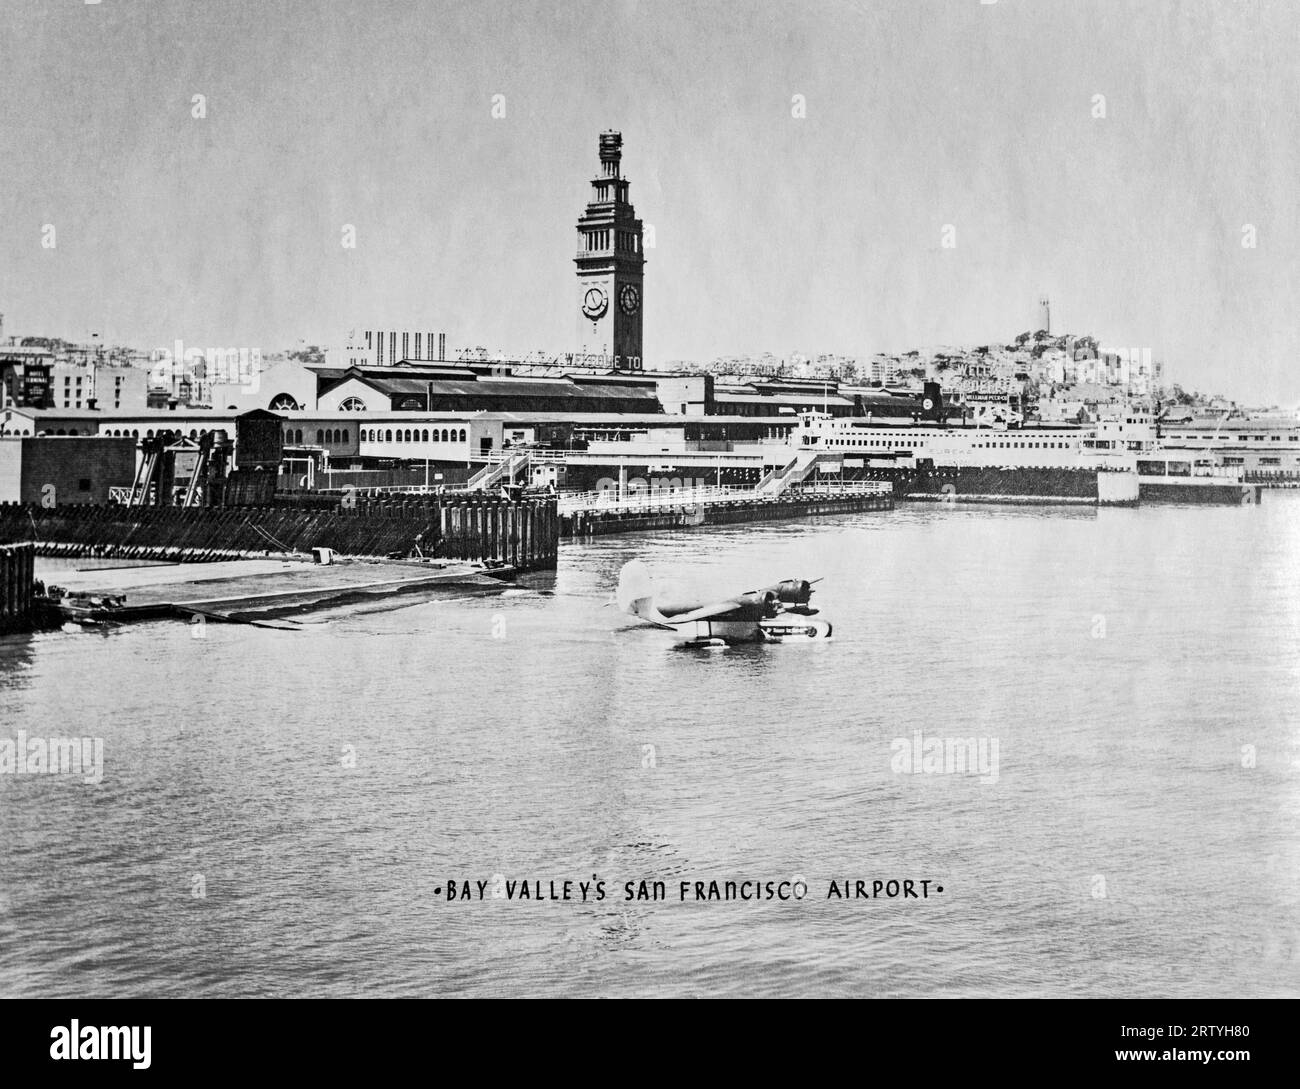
[614,560,832,647]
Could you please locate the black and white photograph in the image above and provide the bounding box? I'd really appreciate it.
[0,0,1295,1061]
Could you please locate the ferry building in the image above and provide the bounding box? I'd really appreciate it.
[573,131,645,370]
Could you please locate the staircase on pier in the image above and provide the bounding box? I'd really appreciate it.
[465,451,531,492]
[755,449,839,496]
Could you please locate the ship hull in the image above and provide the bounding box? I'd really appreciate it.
[858,465,1134,505]
[1139,481,1261,505]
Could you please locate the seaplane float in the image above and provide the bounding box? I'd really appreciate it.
[614,560,832,647]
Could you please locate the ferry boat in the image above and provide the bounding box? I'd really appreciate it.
[792,394,1147,505]
[1133,456,1262,504]
[791,392,1258,505]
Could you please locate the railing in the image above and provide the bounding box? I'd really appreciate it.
[466,450,532,491]
[323,483,471,496]
[558,485,755,515]
[478,448,569,464]
[109,485,160,505]
[756,449,824,496]
[557,479,889,515]
[786,479,892,497]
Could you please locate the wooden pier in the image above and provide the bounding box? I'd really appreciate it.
[561,486,893,537]
[0,494,559,570]
[0,542,36,633]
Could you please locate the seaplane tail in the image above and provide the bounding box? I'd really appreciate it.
[615,560,674,627]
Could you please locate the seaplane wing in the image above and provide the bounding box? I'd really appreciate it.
[658,596,771,624]
[614,561,832,646]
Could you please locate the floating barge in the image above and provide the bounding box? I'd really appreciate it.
[36,556,515,628]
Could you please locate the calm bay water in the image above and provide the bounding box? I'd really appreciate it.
[2,495,1298,998]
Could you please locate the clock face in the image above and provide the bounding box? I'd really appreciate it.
[619,283,641,316]
[581,286,608,320]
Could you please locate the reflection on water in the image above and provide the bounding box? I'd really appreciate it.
[1,496,1298,997]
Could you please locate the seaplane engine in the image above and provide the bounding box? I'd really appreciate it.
[729,590,780,618]
[774,579,813,605]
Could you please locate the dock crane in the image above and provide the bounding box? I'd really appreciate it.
[125,431,220,507]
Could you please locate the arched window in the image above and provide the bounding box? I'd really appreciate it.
[458,429,467,442]
[385,430,393,442]
[132,430,139,438]
[339,397,366,412]
[316,429,324,444]
[438,428,446,442]
[146,430,154,438]
[189,430,197,439]
[405,429,413,442]
[421,429,429,442]
[342,429,349,444]
[295,429,303,444]
[269,394,300,411]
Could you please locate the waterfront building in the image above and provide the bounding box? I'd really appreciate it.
[0,346,55,409]
[50,362,147,412]
[1156,416,1300,481]
[315,365,659,415]
[0,434,137,504]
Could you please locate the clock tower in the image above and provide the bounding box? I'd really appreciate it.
[574,131,644,370]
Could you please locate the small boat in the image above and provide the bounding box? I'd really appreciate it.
[39,587,128,627]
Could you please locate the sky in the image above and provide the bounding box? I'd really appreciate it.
[1,0,1297,402]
